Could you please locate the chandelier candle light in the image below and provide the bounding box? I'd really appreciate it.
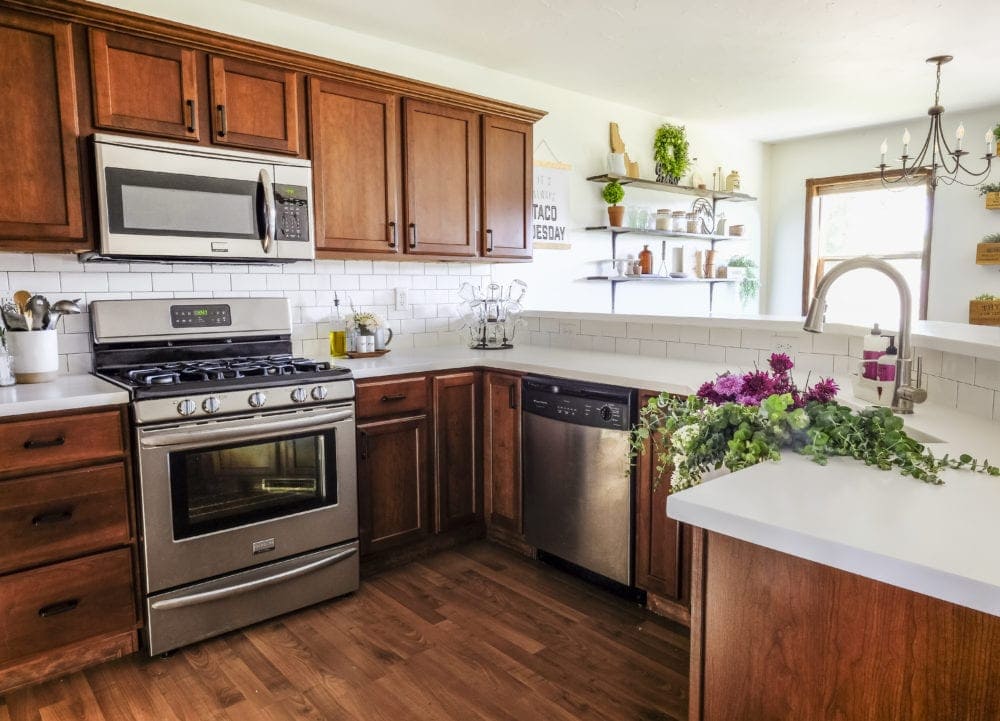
[878,55,995,188]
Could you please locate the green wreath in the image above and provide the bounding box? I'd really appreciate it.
[653,124,690,183]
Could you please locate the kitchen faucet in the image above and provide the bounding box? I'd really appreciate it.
[803,256,927,414]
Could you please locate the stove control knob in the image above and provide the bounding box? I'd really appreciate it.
[311,385,328,401]
[248,391,267,409]
[600,405,613,422]
[177,399,197,417]
[290,387,308,403]
[202,396,222,414]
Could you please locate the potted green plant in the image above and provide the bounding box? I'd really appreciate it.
[976,233,1000,265]
[726,255,760,308]
[653,124,690,185]
[602,180,625,227]
[979,181,1000,210]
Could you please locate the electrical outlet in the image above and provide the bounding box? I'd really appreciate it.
[559,323,576,335]
[394,287,408,311]
[772,335,797,355]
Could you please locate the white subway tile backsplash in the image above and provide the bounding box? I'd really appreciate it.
[679,325,710,344]
[109,273,153,292]
[639,340,667,357]
[957,383,995,419]
[666,342,697,360]
[740,329,775,350]
[0,252,35,271]
[709,327,741,348]
[615,337,640,355]
[9,271,61,293]
[153,273,193,291]
[811,333,850,356]
[926,375,959,408]
[626,322,655,340]
[975,358,1000,391]
[651,324,681,342]
[581,319,627,337]
[60,272,109,293]
[592,336,615,353]
[694,345,726,364]
[942,352,975,385]
[33,254,83,272]
[725,347,759,367]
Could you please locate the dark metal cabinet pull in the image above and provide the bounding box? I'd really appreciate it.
[32,508,73,526]
[24,436,65,450]
[486,228,494,253]
[185,98,196,132]
[359,431,369,460]
[388,220,397,248]
[508,385,517,410]
[38,599,79,618]
[409,223,417,249]
[381,393,407,402]
[217,104,228,137]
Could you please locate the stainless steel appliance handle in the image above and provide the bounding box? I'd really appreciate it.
[149,547,357,611]
[140,409,353,449]
[260,167,276,254]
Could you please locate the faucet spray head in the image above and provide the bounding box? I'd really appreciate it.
[803,297,826,333]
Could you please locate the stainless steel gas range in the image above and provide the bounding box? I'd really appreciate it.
[90,297,358,655]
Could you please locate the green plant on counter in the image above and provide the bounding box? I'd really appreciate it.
[978,182,1000,197]
[974,293,1000,301]
[652,124,690,182]
[727,255,760,306]
[601,180,625,206]
[982,233,1000,244]
[631,353,1000,492]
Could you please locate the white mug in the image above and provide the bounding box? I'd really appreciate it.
[375,327,393,350]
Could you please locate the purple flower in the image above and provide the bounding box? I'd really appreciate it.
[805,377,839,404]
[713,374,744,398]
[768,353,794,374]
[736,394,761,406]
[742,371,777,402]
[697,381,722,404]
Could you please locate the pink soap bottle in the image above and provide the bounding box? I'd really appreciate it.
[862,323,886,380]
[877,336,897,382]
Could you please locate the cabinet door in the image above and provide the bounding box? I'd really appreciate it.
[357,415,430,555]
[402,99,478,257]
[483,371,522,533]
[210,55,299,154]
[635,391,689,602]
[89,29,199,141]
[308,78,401,254]
[481,116,532,259]
[0,10,83,247]
[432,372,480,532]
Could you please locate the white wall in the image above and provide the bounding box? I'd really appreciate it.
[765,104,1000,323]
[94,0,766,318]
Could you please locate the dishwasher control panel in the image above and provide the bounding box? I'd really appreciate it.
[522,377,632,431]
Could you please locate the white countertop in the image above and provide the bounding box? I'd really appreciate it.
[337,345,1000,617]
[0,374,129,417]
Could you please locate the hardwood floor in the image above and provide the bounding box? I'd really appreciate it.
[1,542,690,721]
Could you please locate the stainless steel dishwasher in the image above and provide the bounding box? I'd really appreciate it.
[522,375,635,587]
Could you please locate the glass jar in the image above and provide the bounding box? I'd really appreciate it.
[655,209,671,230]
[686,212,699,234]
[671,211,686,232]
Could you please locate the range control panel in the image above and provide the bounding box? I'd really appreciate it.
[170,304,232,328]
[274,184,310,242]
[522,377,632,431]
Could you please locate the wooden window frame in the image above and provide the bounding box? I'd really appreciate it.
[802,169,934,318]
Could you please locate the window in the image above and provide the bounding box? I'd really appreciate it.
[802,171,932,326]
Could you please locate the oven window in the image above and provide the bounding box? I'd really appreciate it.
[169,430,337,539]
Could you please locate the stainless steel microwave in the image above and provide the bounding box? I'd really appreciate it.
[93,134,314,263]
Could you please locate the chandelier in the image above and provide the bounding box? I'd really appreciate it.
[878,55,995,188]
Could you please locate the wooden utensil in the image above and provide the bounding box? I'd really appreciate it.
[12,290,30,314]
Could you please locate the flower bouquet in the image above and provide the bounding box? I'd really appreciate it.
[632,353,999,491]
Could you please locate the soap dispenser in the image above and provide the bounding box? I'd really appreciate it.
[877,336,897,382]
[862,323,887,380]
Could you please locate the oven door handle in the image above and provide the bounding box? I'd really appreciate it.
[149,546,357,612]
[260,167,276,255]
[140,409,354,450]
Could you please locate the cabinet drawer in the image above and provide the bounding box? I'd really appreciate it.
[0,409,123,477]
[0,548,135,664]
[356,376,428,419]
[0,464,130,574]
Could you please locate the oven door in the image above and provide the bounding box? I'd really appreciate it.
[136,404,357,594]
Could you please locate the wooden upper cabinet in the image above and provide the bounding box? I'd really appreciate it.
[89,29,199,141]
[309,78,401,254]
[210,56,299,154]
[0,10,83,247]
[402,99,478,256]
[483,372,522,534]
[432,372,481,533]
[481,116,532,259]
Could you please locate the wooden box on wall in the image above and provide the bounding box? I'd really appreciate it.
[975,243,1000,264]
[986,192,1000,210]
[969,300,1000,326]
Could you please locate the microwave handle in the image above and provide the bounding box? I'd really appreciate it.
[259,167,276,254]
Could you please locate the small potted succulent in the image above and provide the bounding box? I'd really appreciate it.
[653,123,690,185]
[980,181,1000,210]
[976,232,1000,265]
[970,293,1000,326]
[602,180,625,227]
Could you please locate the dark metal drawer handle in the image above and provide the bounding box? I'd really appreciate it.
[486,228,494,253]
[217,104,228,137]
[38,598,79,618]
[24,436,65,450]
[185,98,196,132]
[32,508,73,526]
[388,220,397,249]
[509,384,517,409]
[381,394,407,402]
[409,223,417,249]
[359,430,369,460]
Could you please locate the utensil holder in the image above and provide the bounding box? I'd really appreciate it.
[7,330,59,383]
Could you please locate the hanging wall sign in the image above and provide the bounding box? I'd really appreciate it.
[533,158,572,250]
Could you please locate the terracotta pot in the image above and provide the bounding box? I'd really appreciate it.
[607,205,625,227]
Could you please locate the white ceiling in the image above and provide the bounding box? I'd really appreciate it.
[242,0,1000,142]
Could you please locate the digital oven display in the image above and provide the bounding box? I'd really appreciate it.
[170,304,232,328]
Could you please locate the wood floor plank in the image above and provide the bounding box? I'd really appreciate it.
[1,542,690,720]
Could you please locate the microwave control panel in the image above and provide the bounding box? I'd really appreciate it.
[274,184,310,242]
[170,304,232,328]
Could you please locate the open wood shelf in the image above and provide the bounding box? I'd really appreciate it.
[586,174,757,202]
[585,225,747,242]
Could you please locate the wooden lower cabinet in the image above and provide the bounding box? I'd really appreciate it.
[432,372,481,532]
[483,371,522,534]
[357,414,431,555]
[635,391,691,619]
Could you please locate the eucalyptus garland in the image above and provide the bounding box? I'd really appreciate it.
[653,124,690,182]
[632,354,1000,491]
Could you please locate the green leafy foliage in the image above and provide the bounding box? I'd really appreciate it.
[727,254,760,305]
[652,124,690,181]
[601,180,625,205]
[978,182,1000,197]
[974,293,1000,301]
[982,233,1000,244]
[631,393,1000,492]
[993,123,1000,141]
